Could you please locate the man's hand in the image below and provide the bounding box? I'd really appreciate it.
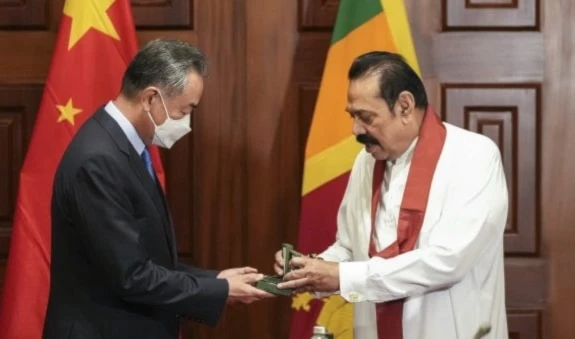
[226,273,275,304]
[273,250,284,275]
[217,266,258,279]
[277,257,339,293]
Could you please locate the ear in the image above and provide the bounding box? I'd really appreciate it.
[395,91,415,123]
[139,87,158,113]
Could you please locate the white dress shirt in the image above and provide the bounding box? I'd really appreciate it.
[320,123,509,339]
[373,137,417,252]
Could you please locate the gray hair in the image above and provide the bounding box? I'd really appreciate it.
[120,38,207,99]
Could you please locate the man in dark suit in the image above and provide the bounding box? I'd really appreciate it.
[42,38,273,339]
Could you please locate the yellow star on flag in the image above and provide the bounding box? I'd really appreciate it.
[63,0,120,50]
[291,292,314,312]
[56,98,83,125]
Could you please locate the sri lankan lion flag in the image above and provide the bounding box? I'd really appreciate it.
[290,0,420,338]
[0,1,165,338]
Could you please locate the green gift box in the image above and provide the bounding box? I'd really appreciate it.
[255,243,302,296]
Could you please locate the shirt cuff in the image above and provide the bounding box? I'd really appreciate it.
[339,261,370,303]
[312,290,339,299]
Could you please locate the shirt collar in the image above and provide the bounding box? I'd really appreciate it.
[387,137,418,167]
[104,100,146,155]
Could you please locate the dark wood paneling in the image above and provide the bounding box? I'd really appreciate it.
[442,0,540,31]
[504,258,546,309]
[245,0,301,337]
[131,0,193,29]
[161,139,192,256]
[0,113,21,226]
[298,0,338,31]
[463,106,518,235]
[0,86,43,261]
[297,84,322,157]
[0,32,55,83]
[0,0,48,29]
[0,85,43,302]
[466,0,518,9]
[0,259,5,291]
[441,84,539,255]
[431,33,543,83]
[292,33,330,82]
[542,0,575,337]
[508,310,541,339]
[182,0,249,337]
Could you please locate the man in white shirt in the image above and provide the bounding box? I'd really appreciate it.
[275,51,509,339]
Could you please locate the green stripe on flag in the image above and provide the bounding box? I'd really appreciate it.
[331,0,383,45]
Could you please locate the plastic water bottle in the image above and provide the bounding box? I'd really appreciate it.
[311,325,334,339]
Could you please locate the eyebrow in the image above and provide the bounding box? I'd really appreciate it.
[347,109,374,116]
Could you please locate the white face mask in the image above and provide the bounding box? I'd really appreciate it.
[148,91,192,149]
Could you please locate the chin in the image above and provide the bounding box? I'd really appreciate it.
[371,153,389,161]
[365,145,388,161]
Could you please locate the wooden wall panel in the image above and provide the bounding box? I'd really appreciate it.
[542,0,575,337]
[183,0,249,337]
[161,139,193,256]
[0,0,48,29]
[431,33,543,83]
[245,0,300,337]
[504,258,546,309]
[507,311,541,339]
[442,0,539,30]
[131,0,193,29]
[441,84,539,255]
[467,0,518,8]
[0,112,19,291]
[0,33,55,83]
[0,85,43,292]
[0,112,21,225]
[298,0,338,30]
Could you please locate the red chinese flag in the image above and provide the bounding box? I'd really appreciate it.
[0,1,165,337]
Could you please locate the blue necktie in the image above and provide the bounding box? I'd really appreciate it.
[141,147,155,179]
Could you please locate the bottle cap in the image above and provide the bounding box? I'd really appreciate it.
[313,326,327,334]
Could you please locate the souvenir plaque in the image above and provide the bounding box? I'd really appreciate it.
[255,243,302,296]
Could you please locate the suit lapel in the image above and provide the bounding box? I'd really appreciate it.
[94,108,176,265]
[128,149,176,265]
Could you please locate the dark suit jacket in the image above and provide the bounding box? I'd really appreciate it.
[43,107,229,339]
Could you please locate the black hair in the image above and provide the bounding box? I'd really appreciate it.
[348,51,428,110]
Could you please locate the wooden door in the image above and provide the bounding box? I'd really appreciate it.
[417,1,546,337]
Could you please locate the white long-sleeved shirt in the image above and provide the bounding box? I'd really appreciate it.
[320,123,509,339]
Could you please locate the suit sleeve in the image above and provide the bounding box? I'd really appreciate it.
[177,263,219,278]
[338,142,508,303]
[71,156,228,326]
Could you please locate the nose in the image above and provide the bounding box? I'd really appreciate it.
[352,119,365,136]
